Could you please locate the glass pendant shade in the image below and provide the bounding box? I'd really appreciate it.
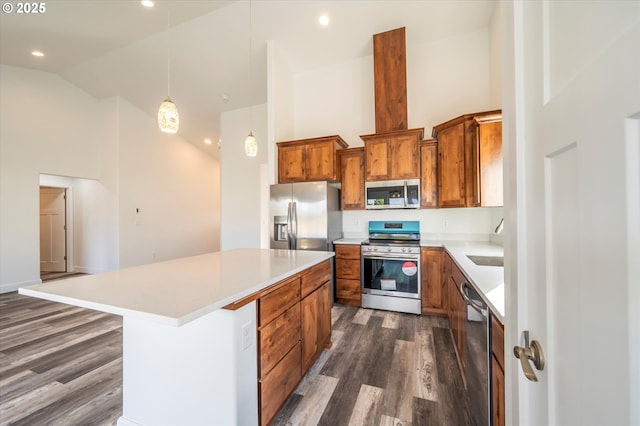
[158,98,179,133]
[245,132,258,157]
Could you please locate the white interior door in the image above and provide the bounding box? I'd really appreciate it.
[503,1,640,425]
[40,187,67,273]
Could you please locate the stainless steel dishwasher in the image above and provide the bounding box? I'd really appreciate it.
[460,281,491,426]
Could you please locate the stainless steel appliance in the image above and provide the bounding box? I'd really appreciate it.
[365,179,420,209]
[269,181,342,251]
[360,221,421,314]
[460,281,491,425]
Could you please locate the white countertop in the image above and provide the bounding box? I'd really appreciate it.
[19,249,334,327]
[333,238,367,245]
[425,240,505,322]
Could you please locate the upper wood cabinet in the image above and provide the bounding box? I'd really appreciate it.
[432,110,502,208]
[420,139,438,208]
[472,117,503,207]
[277,135,348,183]
[360,128,423,181]
[338,148,365,210]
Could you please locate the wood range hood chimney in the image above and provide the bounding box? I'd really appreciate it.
[373,27,408,133]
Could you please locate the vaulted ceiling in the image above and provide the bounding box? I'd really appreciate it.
[0,0,496,159]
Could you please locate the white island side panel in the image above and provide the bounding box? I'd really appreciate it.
[118,302,258,426]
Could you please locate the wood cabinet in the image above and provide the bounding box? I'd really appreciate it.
[339,147,365,210]
[491,315,505,426]
[420,247,448,316]
[301,281,331,373]
[472,117,503,207]
[277,135,348,183]
[432,110,502,208]
[448,254,467,370]
[360,128,423,181]
[335,244,361,306]
[257,261,332,426]
[420,139,438,208]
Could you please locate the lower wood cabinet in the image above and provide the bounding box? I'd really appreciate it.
[257,260,332,426]
[491,314,505,426]
[301,281,331,373]
[420,247,447,315]
[259,342,301,426]
[448,255,466,370]
[335,244,361,306]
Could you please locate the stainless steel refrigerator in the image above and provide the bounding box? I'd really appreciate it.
[269,181,342,251]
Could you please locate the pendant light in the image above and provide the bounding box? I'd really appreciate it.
[244,0,258,156]
[158,11,179,133]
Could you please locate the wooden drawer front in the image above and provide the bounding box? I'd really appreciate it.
[259,276,300,326]
[259,303,301,379]
[492,314,505,369]
[336,278,361,305]
[336,258,360,280]
[259,342,301,426]
[301,260,331,299]
[335,244,361,259]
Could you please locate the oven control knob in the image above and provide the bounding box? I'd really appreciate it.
[401,248,406,253]
[373,247,378,251]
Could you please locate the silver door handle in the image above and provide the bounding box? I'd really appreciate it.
[460,282,485,314]
[513,330,545,382]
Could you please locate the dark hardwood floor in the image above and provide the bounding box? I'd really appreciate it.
[272,306,476,426]
[0,294,474,426]
[0,292,122,426]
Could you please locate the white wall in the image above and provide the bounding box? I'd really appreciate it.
[0,65,101,292]
[117,98,219,268]
[267,40,295,185]
[0,65,220,292]
[220,104,268,251]
[489,4,503,109]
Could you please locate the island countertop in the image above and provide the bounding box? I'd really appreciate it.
[19,248,334,327]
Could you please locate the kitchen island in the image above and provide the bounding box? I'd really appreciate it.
[19,248,334,426]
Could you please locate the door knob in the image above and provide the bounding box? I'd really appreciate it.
[513,330,545,382]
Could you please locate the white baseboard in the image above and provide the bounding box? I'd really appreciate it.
[74,266,108,274]
[1,278,43,294]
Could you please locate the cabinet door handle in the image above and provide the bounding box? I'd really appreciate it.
[513,330,545,382]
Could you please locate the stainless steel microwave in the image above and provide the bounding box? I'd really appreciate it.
[365,179,420,209]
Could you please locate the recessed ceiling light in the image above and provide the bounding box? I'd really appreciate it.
[141,1,154,7]
[319,14,330,27]
[204,139,212,145]
[31,51,44,57]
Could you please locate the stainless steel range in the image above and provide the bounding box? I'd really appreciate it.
[361,221,421,314]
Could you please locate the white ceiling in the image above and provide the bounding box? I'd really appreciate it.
[0,0,496,159]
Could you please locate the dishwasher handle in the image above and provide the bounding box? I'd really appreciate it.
[460,281,486,314]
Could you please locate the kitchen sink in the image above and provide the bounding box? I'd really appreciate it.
[467,255,504,267]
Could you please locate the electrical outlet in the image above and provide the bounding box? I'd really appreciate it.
[241,322,253,350]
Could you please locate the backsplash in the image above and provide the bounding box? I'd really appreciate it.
[342,207,503,243]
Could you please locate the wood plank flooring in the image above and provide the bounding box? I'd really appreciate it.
[0,292,122,426]
[0,294,475,426]
[272,306,477,426]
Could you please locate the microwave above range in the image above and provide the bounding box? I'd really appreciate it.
[365,179,420,210]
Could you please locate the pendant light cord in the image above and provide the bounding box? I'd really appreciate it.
[166,11,171,98]
[248,0,253,129]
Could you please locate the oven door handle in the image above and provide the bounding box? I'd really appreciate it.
[361,253,420,261]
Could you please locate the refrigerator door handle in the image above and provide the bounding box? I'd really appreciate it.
[291,201,298,250]
[286,202,293,249]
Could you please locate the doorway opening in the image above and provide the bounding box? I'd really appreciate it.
[39,186,70,281]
